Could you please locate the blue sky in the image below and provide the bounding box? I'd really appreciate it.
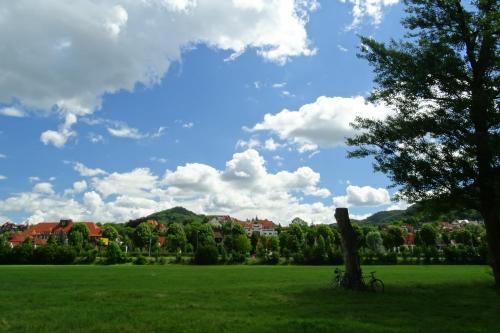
[0,0,408,224]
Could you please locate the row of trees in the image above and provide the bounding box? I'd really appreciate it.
[0,219,489,265]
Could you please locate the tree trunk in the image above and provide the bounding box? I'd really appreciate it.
[335,208,363,290]
[457,0,499,286]
[469,64,500,287]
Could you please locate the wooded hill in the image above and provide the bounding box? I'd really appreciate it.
[126,204,482,227]
[127,207,207,227]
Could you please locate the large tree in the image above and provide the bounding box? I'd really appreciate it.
[348,0,499,284]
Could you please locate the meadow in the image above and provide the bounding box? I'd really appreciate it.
[0,265,498,333]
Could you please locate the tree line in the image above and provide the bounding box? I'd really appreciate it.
[0,220,489,265]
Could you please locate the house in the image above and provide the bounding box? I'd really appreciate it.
[9,219,102,247]
[400,224,415,234]
[404,232,415,246]
[145,219,166,232]
[235,218,278,237]
[0,222,27,235]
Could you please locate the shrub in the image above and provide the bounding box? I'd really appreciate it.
[84,249,98,264]
[266,251,280,265]
[11,239,34,264]
[134,254,148,265]
[382,251,398,264]
[194,244,219,265]
[157,256,167,265]
[327,250,343,265]
[53,246,77,264]
[106,241,126,264]
[229,251,246,264]
[292,252,305,264]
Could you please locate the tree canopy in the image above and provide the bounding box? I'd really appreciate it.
[348,0,499,285]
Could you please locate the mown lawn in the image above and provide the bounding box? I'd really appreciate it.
[0,265,498,333]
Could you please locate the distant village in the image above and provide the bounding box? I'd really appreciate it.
[0,214,484,251]
[0,215,279,249]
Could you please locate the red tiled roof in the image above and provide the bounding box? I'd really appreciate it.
[255,219,276,228]
[405,233,415,245]
[8,221,102,244]
[83,222,102,237]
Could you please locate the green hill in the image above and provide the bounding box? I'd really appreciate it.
[360,203,482,225]
[127,206,207,227]
[363,209,407,224]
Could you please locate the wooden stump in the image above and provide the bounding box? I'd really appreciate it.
[335,208,363,290]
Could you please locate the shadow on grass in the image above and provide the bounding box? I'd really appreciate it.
[267,281,500,333]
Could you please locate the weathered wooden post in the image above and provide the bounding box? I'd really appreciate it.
[335,208,363,290]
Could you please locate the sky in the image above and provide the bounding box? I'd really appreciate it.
[0,0,409,225]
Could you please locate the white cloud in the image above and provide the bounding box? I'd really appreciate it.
[88,133,104,143]
[281,90,295,97]
[85,117,164,140]
[150,156,168,164]
[387,200,410,211]
[272,82,287,88]
[73,162,107,177]
[341,0,399,28]
[0,0,318,147]
[333,185,390,207]
[93,168,158,198]
[0,107,26,117]
[72,180,88,193]
[350,213,372,220]
[0,149,335,224]
[0,154,6,159]
[151,126,167,137]
[0,175,7,181]
[107,124,146,139]
[264,138,283,151]
[337,44,348,52]
[33,182,55,195]
[0,215,11,223]
[250,96,392,152]
[236,138,261,150]
[29,176,40,183]
[40,113,77,148]
[182,122,194,129]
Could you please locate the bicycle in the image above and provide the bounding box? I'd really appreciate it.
[333,268,384,293]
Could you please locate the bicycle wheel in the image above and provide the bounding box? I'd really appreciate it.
[370,279,384,293]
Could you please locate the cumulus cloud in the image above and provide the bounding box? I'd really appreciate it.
[33,182,55,195]
[264,138,283,151]
[341,0,399,28]
[0,107,26,117]
[333,185,390,207]
[0,149,337,224]
[236,138,261,150]
[0,215,11,223]
[93,168,158,198]
[73,162,108,177]
[250,96,392,152]
[0,0,318,147]
[40,113,77,148]
[72,180,88,193]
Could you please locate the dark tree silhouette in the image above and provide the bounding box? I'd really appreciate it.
[348,0,499,285]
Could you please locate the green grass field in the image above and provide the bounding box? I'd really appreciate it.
[0,265,498,333]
